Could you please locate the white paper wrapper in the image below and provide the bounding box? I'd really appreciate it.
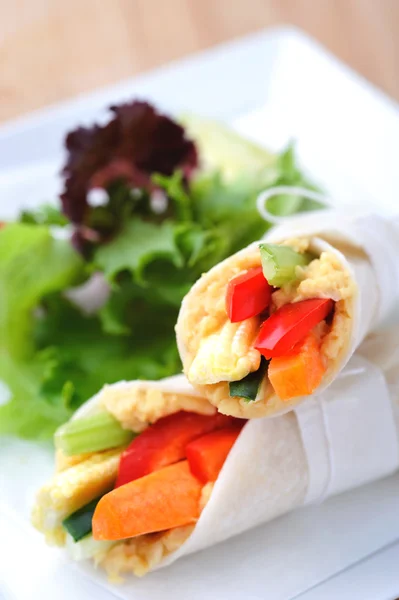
[176,210,399,418]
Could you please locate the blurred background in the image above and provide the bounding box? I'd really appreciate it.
[0,0,398,123]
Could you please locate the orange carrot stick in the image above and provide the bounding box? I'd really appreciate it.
[92,461,202,541]
[268,332,326,401]
[186,426,243,483]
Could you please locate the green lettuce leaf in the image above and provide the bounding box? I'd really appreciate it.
[94,219,183,283]
[34,296,180,408]
[0,224,85,438]
[0,290,180,439]
[180,114,278,181]
[19,204,69,227]
[190,142,322,256]
[190,172,268,255]
[264,144,324,216]
[0,224,84,358]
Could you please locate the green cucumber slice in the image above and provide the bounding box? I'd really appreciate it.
[62,496,102,542]
[229,358,269,402]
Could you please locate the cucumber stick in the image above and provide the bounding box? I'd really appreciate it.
[229,358,269,402]
[62,496,102,542]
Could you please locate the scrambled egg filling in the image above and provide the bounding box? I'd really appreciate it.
[272,249,354,308]
[179,238,355,411]
[32,449,123,546]
[178,244,263,385]
[188,319,261,385]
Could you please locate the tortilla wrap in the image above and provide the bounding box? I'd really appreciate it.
[32,332,399,578]
[176,211,399,418]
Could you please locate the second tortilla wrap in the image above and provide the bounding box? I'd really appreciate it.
[176,211,399,418]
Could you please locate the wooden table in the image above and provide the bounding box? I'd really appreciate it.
[0,0,398,123]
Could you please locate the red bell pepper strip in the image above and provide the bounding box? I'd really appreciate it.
[255,298,334,359]
[186,425,244,483]
[226,267,271,323]
[115,411,236,488]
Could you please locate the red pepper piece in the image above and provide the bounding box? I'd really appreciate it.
[115,411,236,487]
[186,425,244,483]
[255,298,334,358]
[226,267,271,323]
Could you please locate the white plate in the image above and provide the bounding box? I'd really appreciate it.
[1,26,399,600]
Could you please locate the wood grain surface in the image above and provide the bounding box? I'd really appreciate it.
[0,0,398,123]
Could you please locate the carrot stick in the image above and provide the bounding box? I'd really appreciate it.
[92,461,202,541]
[268,332,326,400]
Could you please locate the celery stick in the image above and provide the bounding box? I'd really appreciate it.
[259,243,312,287]
[55,411,135,456]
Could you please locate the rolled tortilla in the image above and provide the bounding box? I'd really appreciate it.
[176,210,399,418]
[32,338,399,579]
